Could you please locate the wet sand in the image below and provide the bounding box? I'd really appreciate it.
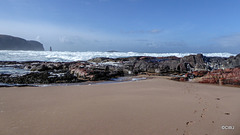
[0,77,239,135]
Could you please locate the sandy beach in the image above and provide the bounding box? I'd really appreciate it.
[0,77,239,135]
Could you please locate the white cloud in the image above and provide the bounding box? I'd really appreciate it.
[59,36,68,43]
[35,35,40,41]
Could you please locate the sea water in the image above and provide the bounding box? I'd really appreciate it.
[0,50,236,62]
[0,66,31,76]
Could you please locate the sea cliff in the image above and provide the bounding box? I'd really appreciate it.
[0,35,44,51]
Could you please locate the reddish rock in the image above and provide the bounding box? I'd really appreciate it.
[179,77,188,82]
[184,71,208,79]
[198,68,240,86]
[192,71,209,77]
[170,77,188,82]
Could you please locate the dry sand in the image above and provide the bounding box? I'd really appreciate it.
[0,77,239,135]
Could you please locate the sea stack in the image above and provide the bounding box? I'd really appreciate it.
[0,34,44,51]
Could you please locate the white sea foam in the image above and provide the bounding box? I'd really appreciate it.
[0,50,237,62]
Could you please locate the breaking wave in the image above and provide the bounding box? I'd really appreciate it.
[0,50,237,62]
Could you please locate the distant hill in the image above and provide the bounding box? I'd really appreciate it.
[0,34,44,51]
[107,50,119,52]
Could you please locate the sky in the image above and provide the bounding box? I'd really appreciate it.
[0,0,240,53]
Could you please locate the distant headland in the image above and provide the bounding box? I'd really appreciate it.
[0,34,44,51]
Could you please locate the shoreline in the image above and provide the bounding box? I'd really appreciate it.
[0,76,148,87]
[1,75,239,88]
[0,76,239,135]
[0,53,240,87]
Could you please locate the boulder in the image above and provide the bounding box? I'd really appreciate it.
[222,54,240,69]
[69,62,123,81]
[179,54,206,72]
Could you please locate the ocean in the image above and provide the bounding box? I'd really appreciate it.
[0,50,237,62]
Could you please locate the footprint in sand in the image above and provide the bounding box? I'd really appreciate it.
[186,121,194,126]
[200,108,208,118]
[224,112,230,115]
[183,130,190,135]
[203,101,209,106]
[193,110,197,114]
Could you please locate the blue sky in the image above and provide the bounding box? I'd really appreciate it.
[0,0,240,53]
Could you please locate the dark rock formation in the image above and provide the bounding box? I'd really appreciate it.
[0,34,44,51]
[0,61,124,84]
[0,61,76,84]
[0,53,240,86]
[178,54,206,72]
[221,54,240,69]
[69,61,124,81]
[0,71,80,84]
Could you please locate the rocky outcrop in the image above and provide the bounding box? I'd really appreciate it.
[221,54,240,69]
[0,35,44,51]
[0,62,77,84]
[69,62,123,81]
[197,68,240,86]
[0,71,80,84]
[89,53,240,76]
[0,53,240,85]
[178,54,207,72]
[0,61,124,84]
[204,54,240,70]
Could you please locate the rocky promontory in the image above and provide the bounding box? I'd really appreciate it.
[0,34,44,51]
[0,53,240,87]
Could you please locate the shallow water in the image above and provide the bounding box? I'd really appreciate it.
[0,77,147,87]
[36,77,147,87]
[0,66,31,76]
